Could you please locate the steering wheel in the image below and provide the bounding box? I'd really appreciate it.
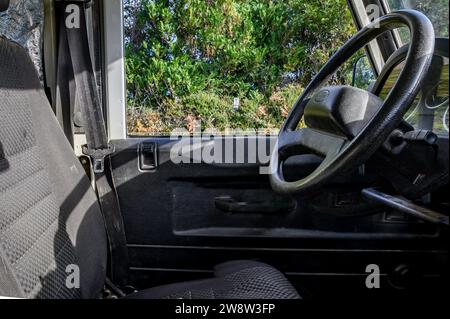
[270,10,435,194]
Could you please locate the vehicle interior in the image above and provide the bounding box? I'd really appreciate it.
[0,0,448,299]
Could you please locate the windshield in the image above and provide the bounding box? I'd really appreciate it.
[386,0,449,43]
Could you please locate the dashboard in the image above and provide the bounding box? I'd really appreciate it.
[366,38,449,200]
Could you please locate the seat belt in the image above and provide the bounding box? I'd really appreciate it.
[57,0,129,286]
[54,12,76,147]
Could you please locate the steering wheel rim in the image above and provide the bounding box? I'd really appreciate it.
[270,9,435,195]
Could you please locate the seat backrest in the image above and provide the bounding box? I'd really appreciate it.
[0,5,107,298]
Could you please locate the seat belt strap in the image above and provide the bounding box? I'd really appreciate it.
[57,0,129,286]
[54,11,79,148]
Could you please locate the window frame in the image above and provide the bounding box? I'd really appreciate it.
[103,0,127,140]
[347,0,403,75]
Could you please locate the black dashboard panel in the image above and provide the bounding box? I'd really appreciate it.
[368,38,449,199]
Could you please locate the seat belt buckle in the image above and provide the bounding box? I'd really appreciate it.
[82,145,115,174]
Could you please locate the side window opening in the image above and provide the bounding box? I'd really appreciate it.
[124,0,359,137]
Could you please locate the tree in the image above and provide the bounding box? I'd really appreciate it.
[124,0,356,134]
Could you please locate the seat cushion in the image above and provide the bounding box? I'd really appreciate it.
[127,261,300,299]
[0,35,107,299]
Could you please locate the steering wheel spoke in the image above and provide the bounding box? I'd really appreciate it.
[278,128,347,159]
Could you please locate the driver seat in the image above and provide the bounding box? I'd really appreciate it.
[0,9,300,299]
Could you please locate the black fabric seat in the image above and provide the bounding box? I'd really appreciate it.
[0,2,300,299]
[128,261,300,299]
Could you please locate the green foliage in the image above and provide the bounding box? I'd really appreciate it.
[124,0,356,135]
[353,56,376,90]
[127,84,305,135]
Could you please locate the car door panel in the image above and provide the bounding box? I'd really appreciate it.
[110,136,446,296]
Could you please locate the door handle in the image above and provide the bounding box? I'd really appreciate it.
[214,196,296,214]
